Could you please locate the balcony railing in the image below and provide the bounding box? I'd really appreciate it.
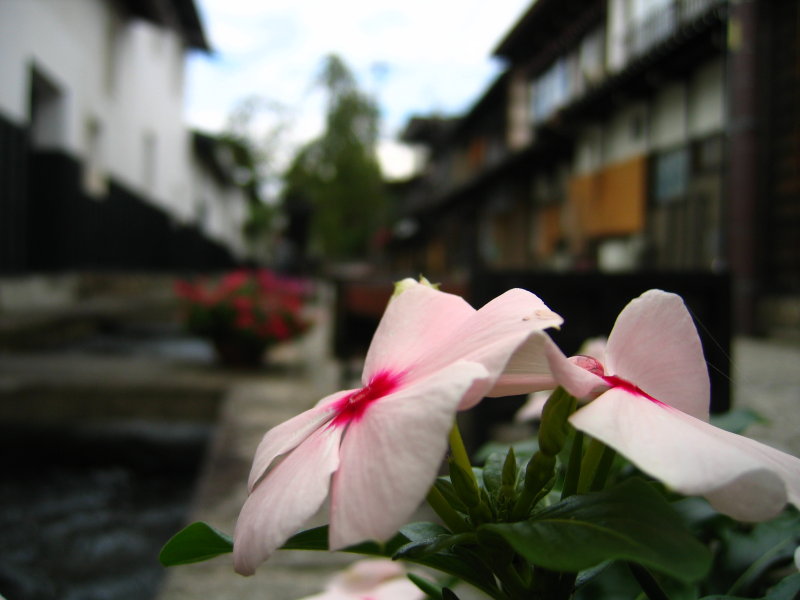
[623,0,723,63]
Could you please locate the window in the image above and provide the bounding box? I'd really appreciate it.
[29,67,66,149]
[531,58,572,124]
[142,132,157,193]
[579,27,605,87]
[653,147,689,203]
[83,117,107,198]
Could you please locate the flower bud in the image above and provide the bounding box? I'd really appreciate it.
[539,387,576,456]
[502,447,518,488]
[449,459,480,508]
[392,275,440,298]
[523,451,556,498]
[510,451,556,520]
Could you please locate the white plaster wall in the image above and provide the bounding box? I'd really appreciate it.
[688,58,725,138]
[573,126,604,175]
[0,0,194,222]
[507,68,532,150]
[602,102,648,164]
[206,184,249,259]
[650,83,687,150]
[109,21,193,220]
[190,156,250,259]
[605,0,628,73]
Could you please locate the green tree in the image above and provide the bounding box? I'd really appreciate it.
[282,54,387,261]
[221,96,289,256]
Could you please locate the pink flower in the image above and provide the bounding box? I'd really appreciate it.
[265,313,291,340]
[545,289,800,522]
[296,558,424,600]
[233,279,562,574]
[234,310,256,330]
[221,270,250,293]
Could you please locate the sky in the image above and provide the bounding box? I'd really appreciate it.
[185,0,533,181]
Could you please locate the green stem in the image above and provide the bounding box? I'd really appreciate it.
[726,534,795,596]
[627,563,671,600]
[589,443,616,492]
[497,561,530,599]
[532,567,574,600]
[577,438,616,494]
[449,421,476,485]
[561,430,583,500]
[426,486,471,533]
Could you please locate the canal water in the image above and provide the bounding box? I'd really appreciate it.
[0,327,220,600]
[0,420,213,600]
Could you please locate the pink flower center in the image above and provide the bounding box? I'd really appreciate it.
[571,355,664,406]
[602,374,664,405]
[331,370,402,427]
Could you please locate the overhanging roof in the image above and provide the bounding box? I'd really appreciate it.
[493,0,599,63]
[121,0,211,52]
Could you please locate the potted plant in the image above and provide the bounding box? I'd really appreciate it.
[174,269,312,367]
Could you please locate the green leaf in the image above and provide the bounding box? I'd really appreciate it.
[407,572,443,599]
[279,524,330,551]
[159,522,233,566]
[474,439,539,464]
[280,524,407,556]
[711,409,766,434]
[400,521,451,541]
[721,511,800,596]
[699,574,800,600]
[449,459,480,507]
[395,533,475,561]
[282,522,502,599]
[482,452,505,497]
[763,573,800,600]
[434,477,468,513]
[481,478,711,582]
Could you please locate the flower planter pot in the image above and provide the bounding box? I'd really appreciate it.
[211,337,269,368]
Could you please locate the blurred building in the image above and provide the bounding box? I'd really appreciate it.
[0,0,254,273]
[390,0,798,336]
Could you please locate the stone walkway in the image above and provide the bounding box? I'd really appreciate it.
[730,337,800,456]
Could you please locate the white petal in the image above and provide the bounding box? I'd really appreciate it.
[328,361,489,549]
[362,282,475,384]
[233,426,343,575]
[489,332,558,396]
[605,290,710,420]
[327,559,407,593]
[366,286,561,408]
[368,578,427,599]
[433,289,563,408]
[570,388,797,521]
[514,390,552,423]
[247,389,349,491]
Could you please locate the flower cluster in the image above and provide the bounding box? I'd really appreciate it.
[162,278,800,600]
[174,269,312,349]
[233,278,563,574]
[232,281,799,573]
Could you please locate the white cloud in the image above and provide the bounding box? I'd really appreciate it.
[187,0,532,175]
[377,139,418,181]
